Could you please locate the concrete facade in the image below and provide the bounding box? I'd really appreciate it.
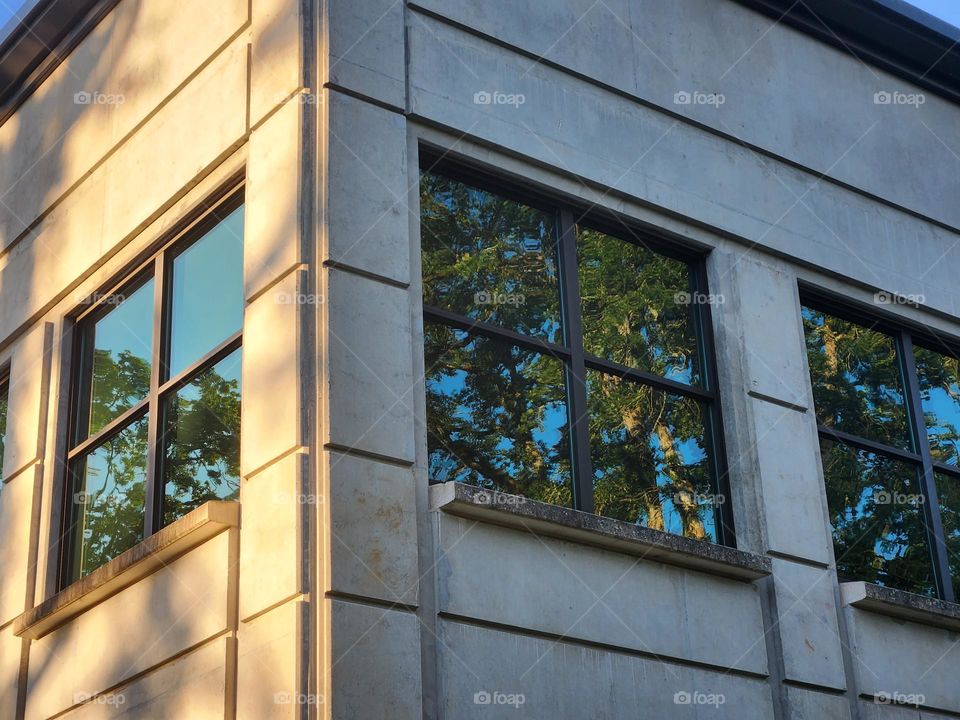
[0,0,958,718]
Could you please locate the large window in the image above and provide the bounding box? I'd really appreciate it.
[420,164,732,545]
[61,195,244,584]
[803,302,960,600]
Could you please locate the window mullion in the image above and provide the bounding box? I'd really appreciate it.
[900,332,955,602]
[691,262,736,547]
[558,209,594,514]
[143,255,167,537]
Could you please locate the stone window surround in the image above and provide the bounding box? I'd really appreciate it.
[420,153,737,547]
[56,185,245,590]
[802,289,960,603]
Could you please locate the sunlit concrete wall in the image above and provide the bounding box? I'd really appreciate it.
[0,0,311,717]
[321,0,960,719]
[2,0,960,718]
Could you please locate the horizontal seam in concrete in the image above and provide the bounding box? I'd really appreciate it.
[324,443,415,468]
[0,139,249,356]
[856,692,960,718]
[767,551,831,570]
[240,592,309,625]
[243,444,309,481]
[747,390,808,413]
[323,259,410,289]
[50,635,233,716]
[245,262,309,305]
[247,87,310,135]
[438,612,770,681]
[1,456,40,485]
[413,118,960,327]
[405,2,960,239]
[324,82,405,116]
[44,629,233,720]
[781,678,847,696]
[326,591,418,613]
[0,21,254,263]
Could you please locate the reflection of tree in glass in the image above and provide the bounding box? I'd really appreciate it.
[935,473,960,598]
[578,228,700,386]
[802,309,910,448]
[75,416,147,577]
[914,347,960,465]
[420,173,562,343]
[821,439,932,595]
[89,348,151,434]
[425,326,572,507]
[589,374,713,540]
[0,380,8,473]
[162,360,241,525]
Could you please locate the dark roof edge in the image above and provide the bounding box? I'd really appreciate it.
[731,0,960,105]
[0,0,117,124]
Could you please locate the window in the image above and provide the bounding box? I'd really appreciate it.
[420,164,732,544]
[803,302,960,600]
[62,195,244,584]
[0,372,8,476]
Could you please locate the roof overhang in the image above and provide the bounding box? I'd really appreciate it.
[1,0,959,123]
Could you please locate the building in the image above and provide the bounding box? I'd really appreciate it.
[0,0,959,716]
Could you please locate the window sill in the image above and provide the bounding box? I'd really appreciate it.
[429,482,771,582]
[13,501,240,640]
[840,581,960,633]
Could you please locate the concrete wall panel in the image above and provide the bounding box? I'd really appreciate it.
[25,532,232,720]
[435,514,768,674]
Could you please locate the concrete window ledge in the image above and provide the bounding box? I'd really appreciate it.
[841,581,960,632]
[429,482,771,582]
[13,501,240,640]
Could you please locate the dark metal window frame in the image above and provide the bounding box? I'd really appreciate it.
[0,366,9,474]
[419,151,735,547]
[802,291,960,602]
[57,188,244,588]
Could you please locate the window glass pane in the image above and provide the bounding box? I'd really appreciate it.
[169,206,244,377]
[87,280,153,437]
[802,307,911,449]
[820,439,933,595]
[71,415,149,579]
[935,473,960,600]
[425,324,572,505]
[914,347,960,466]
[587,370,717,540]
[420,173,563,343]
[0,378,7,476]
[162,348,242,526]
[578,228,701,385]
